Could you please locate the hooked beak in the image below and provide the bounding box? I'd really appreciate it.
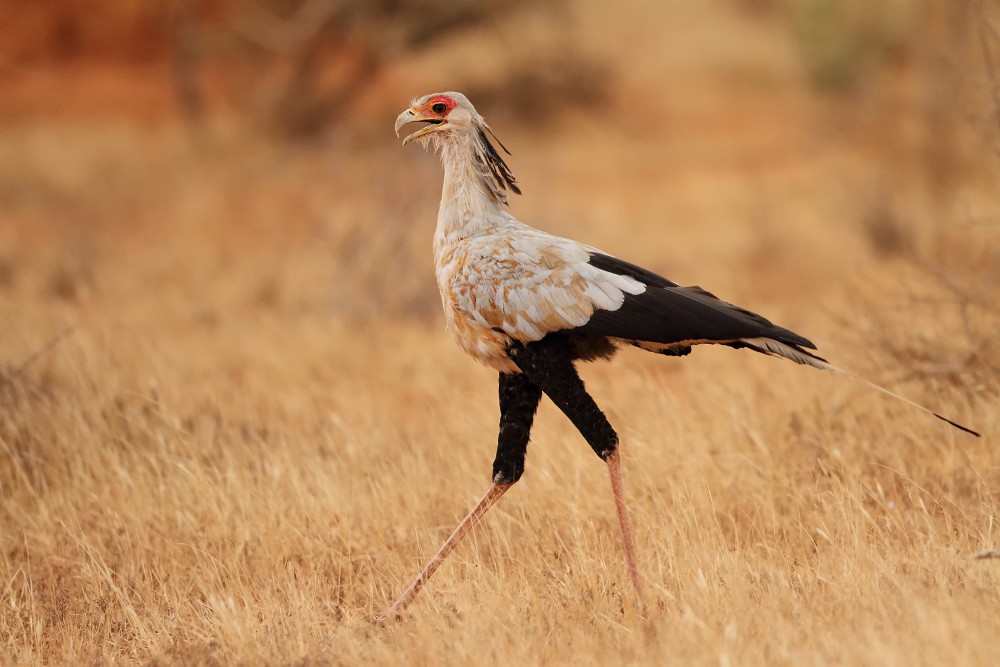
[395,107,445,146]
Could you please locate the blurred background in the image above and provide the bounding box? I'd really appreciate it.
[2,0,998,377]
[2,4,999,661]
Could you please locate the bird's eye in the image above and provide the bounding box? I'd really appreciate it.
[431,102,448,115]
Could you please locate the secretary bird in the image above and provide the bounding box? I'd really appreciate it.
[381,91,978,622]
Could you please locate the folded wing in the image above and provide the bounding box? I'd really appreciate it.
[581,253,815,344]
[577,252,826,366]
[460,234,822,366]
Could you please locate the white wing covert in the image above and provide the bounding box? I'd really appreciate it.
[447,231,646,343]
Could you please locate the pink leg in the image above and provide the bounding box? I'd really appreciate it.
[376,483,512,624]
[607,448,647,611]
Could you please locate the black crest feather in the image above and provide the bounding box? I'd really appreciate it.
[475,126,521,204]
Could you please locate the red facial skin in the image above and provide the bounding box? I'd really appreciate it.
[425,95,458,116]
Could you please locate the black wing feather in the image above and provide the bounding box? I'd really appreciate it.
[581,253,816,351]
[581,256,978,438]
[587,253,678,288]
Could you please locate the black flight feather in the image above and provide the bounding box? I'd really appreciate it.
[581,253,978,436]
[587,253,679,288]
[581,252,819,355]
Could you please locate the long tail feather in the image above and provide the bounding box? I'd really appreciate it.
[740,337,980,437]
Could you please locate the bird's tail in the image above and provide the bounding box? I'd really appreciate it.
[739,337,980,437]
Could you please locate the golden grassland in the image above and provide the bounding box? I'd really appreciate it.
[3,3,1000,664]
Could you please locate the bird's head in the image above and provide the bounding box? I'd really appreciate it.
[395,91,521,203]
[394,92,478,146]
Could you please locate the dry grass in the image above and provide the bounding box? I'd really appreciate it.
[3,2,1000,664]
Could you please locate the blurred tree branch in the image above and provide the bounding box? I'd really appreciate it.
[979,1,1000,153]
[170,0,204,130]
[161,0,605,140]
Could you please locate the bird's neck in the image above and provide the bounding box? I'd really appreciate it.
[434,132,510,250]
